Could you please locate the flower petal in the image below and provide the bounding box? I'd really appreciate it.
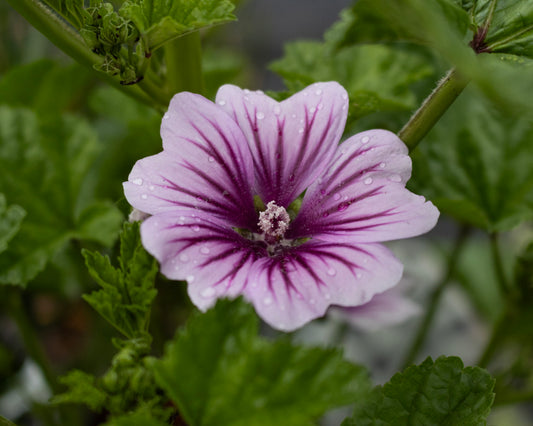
[215,82,348,206]
[124,92,256,229]
[140,211,263,311]
[289,129,439,243]
[330,286,421,332]
[245,241,403,331]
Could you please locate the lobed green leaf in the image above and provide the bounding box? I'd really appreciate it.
[120,0,236,51]
[83,222,158,339]
[0,107,123,286]
[152,298,370,426]
[0,194,26,254]
[344,356,495,425]
[410,91,533,231]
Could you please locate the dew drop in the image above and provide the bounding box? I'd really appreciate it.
[317,177,323,184]
[309,298,316,305]
[324,292,331,300]
[208,156,215,163]
[132,178,143,186]
[364,177,373,185]
[191,225,200,232]
[200,246,210,255]
[389,174,402,182]
[333,193,341,201]
[322,212,329,218]
[356,272,362,279]
[263,297,273,306]
[341,93,348,100]
[361,136,370,144]
[315,88,323,95]
[379,162,386,168]
[291,113,297,119]
[186,275,195,283]
[201,287,215,298]
[342,104,347,110]
[163,114,169,121]
[298,128,304,134]
[310,107,316,113]
[179,253,189,262]
[273,105,281,115]
[149,185,155,191]
[256,111,265,120]
[218,100,226,106]
[337,201,350,211]
[327,268,337,276]
[317,103,324,110]
[141,194,148,200]
[243,89,250,94]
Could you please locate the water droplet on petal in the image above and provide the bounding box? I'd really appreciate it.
[379,162,386,168]
[315,88,323,95]
[256,111,265,120]
[309,298,316,305]
[200,246,210,254]
[201,287,215,298]
[324,292,331,300]
[317,103,324,110]
[263,297,273,306]
[149,185,155,191]
[364,177,373,185]
[322,212,329,218]
[333,193,341,201]
[341,93,348,100]
[141,194,148,200]
[291,113,297,119]
[186,275,195,282]
[218,100,226,106]
[338,202,350,211]
[244,89,250,94]
[132,178,143,186]
[179,253,189,262]
[298,128,304,134]
[361,136,370,144]
[356,272,362,279]
[389,174,402,182]
[273,105,281,115]
[310,107,316,113]
[191,225,200,232]
[327,268,336,276]
[208,156,215,163]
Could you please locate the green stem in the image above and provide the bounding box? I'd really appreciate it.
[6,0,156,107]
[401,225,471,369]
[490,233,510,296]
[6,290,58,393]
[164,32,205,95]
[477,307,509,368]
[398,68,469,151]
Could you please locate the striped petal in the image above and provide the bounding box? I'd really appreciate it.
[215,82,348,207]
[289,129,439,243]
[124,92,256,229]
[140,211,263,311]
[245,241,403,331]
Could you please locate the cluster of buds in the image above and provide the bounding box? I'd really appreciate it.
[80,3,147,85]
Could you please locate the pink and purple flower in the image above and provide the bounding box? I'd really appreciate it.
[124,82,439,331]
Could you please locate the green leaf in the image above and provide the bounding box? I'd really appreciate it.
[0,107,123,286]
[410,91,533,231]
[83,222,158,339]
[0,415,18,426]
[271,41,433,123]
[42,0,85,29]
[120,0,236,51]
[104,405,170,426]
[0,194,25,254]
[331,0,470,52]
[344,356,495,425]
[468,0,533,59]
[152,298,370,426]
[0,60,93,115]
[53,370,107,411]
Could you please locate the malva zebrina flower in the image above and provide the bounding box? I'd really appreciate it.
[124,82,439,331]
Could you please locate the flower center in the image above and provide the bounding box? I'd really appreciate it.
[258,201,290,244]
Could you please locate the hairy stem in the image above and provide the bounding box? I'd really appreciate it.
[398,68,469,151]
[401,225,471,368]
[6,0,156,107]
[164,31,205,95]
